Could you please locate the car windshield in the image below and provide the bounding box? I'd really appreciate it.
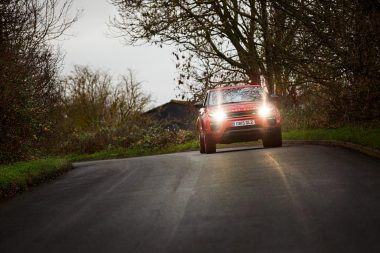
[207,87,264,106]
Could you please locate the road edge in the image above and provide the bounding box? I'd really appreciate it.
[284,140,380,160]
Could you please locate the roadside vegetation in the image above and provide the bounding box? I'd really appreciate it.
[0,63,198,199]
[0,158,71,200]
[283,127,380,150]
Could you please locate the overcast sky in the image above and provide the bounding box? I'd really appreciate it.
[59,0,177,106]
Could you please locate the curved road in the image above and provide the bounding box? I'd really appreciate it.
[1,144,380,252]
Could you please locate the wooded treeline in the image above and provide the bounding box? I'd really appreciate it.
[0,0,77,162]
[112,0,380,123]
[1,0,189,163]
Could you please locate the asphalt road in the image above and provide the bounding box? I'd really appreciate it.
[1,144,380,253]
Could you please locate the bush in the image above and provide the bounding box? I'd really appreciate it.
[281,106,331,130]
[56,120,195,155]
[281,103,380,131]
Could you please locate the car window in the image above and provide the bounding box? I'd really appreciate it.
[208,87,263,106]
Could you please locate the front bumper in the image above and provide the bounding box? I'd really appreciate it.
[208,116,281,144]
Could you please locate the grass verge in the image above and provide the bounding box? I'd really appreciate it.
[0,158,72,200]
[67,140,199,162]
[283,127,380,150]
[0,140,199,200]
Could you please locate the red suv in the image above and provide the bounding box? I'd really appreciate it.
[196,85,282,153]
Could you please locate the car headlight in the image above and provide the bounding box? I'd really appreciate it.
[258,105,273,117]
[210,110,227,121]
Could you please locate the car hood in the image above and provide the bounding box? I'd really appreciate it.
[208,101,265,112]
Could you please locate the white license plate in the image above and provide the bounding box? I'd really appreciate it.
[232,120,255,127]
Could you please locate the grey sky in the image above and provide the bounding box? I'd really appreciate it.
[60,0,177,106]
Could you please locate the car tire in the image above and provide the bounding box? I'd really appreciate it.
[199,132,206,154]
[262,127,282,148]
[204,134,216,154]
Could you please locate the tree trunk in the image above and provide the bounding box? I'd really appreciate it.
[248,72,261,86]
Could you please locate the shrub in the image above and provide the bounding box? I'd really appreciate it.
[55,120,195,155]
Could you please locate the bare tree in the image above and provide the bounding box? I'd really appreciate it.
[173,50,249,101]
[61,66,113,131]
[111,0,300,94]
[116,69,152,120]
[61,66,151,132]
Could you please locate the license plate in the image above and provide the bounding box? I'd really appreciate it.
[232,120,255,127]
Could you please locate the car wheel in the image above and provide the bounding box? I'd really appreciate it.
[262,127,282,148]
[199,132,205,154]
[204,134,216,154]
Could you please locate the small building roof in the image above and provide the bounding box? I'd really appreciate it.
[144,99,192,114]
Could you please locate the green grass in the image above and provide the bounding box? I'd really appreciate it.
[283,127,380,149]
[67,140,199,162]
[0,140,199,200]
[0,158,71,200]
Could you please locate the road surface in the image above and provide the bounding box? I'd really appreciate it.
[1,144,380,252]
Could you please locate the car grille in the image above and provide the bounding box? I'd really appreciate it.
[229,125,261,130]
[226,110,256,118]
